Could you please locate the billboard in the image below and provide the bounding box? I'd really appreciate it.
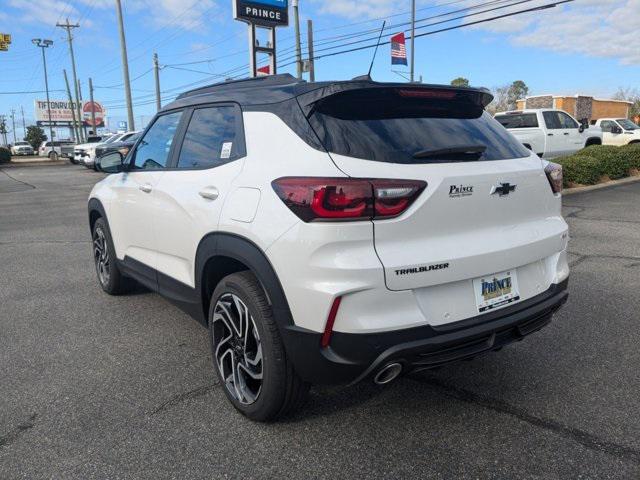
[34,100,106,127]
[233,0,288,26]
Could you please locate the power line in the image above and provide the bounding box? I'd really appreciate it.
[280,0,572,68]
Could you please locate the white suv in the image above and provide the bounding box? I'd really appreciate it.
[88,75,570,421]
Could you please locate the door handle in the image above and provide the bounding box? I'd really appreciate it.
[199,186,219,201]
[547,133,554,136]
[139,184,153,193]
[563,132,570,135]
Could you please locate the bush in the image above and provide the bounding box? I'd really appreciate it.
[0,147,11,164]
[620,143,640,170]
[576,145,630,179]
[555,154,606,186]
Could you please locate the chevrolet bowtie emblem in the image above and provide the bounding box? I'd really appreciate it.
[491,182,517,196]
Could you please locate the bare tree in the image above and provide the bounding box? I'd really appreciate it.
[486,85,510,115]
[613,87,640,119]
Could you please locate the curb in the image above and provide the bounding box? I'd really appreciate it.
[563,176,640,196]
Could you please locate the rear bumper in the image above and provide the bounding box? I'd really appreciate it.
[282,279,568,385]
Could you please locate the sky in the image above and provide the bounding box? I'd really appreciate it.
[1,0,639,140]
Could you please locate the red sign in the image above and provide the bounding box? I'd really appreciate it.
[257,65,271,76]
[83,101,105,128]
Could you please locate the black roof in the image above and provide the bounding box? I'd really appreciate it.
[163,73,493,111]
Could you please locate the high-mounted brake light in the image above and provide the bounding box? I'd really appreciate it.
[397,89,457,99]
[544,162,563,194]
[272,177,426,222]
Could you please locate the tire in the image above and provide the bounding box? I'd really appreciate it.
[208,271,309,422]
[92,217,133,295]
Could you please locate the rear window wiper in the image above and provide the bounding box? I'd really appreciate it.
[412,145,486,159]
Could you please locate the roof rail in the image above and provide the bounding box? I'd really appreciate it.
[177,73,302,99]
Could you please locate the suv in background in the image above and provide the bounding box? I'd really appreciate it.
[592,118,640,146]
[495,109,602,158]
[88,75,569,421]
[39,140,75,160]
[72,134,116,166]
[11,141,34,156]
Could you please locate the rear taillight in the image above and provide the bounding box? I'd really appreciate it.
[544,162,563,194]
[272,177,426,222]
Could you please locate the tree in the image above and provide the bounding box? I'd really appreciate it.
[507,80,529,110]
[450,77,470,87]
[613,87,640,119]
[486,85,510,115]
[25,125,46,151]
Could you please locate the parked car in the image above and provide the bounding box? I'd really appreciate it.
[88,74,570,421]
[494,109,602,158]
[94,132,141,166]
[39,140,75,160]
[81,132,139,170]
[10,141,34,156]
[591,118,640,146]
[73,134,117,166]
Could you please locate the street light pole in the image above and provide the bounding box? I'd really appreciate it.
[32,38,55,149]
[10,109,16,144]
[114,0,135,130]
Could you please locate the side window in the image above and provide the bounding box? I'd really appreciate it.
[558,112,578,129]
[176,106,245,169]
[131,111,182,170]
[543,111,562,129]
[600,121,613,132]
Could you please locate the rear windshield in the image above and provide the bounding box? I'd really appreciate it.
[307,88,530,164]
[494,113,539,129]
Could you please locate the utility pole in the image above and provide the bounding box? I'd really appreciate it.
[292,0,302,79]
[88,77,96,134]
[63,70,79,142]
[56,19,84,143]
[115,0,135,130]
[307,19,315,82]
[410,0,416,83]
[32,39,55,148]
[153,53,161,111]
[0,115,7,146]
[10,109,16,144]
[20,106,26,140]
[77,79,87,138]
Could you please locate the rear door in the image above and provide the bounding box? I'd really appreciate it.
[304,86,567,319]
[152,104,247,288]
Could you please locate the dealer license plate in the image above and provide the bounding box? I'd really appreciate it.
[473,269,521,313]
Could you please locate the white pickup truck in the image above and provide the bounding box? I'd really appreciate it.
[591,118,640,146]
[495,109,602,158]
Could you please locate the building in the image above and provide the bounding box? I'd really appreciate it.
[515,95,632,122]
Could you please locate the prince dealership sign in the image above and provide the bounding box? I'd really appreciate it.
[233,0,289,27]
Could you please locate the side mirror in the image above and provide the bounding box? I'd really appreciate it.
[97,151,124,174]
[579,124,585,133]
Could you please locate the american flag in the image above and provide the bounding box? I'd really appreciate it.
[391,32,407,66]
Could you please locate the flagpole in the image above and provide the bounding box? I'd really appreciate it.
[410,0,416,82]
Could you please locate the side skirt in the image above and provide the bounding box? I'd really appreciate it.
[118,256,206,326]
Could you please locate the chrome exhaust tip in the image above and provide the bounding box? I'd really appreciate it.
[373,362,403,385]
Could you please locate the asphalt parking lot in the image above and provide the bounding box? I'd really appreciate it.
[1,163,639,479]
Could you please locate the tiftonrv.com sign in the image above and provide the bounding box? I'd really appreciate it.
[233,0,288,27]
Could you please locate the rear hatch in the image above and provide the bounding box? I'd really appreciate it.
[300,85,567,320]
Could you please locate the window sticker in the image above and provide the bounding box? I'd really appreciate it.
[221,142,233,159]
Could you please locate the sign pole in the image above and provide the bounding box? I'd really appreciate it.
[248,24,257,78]
[292,0,302,78]
[89,78,97,134]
